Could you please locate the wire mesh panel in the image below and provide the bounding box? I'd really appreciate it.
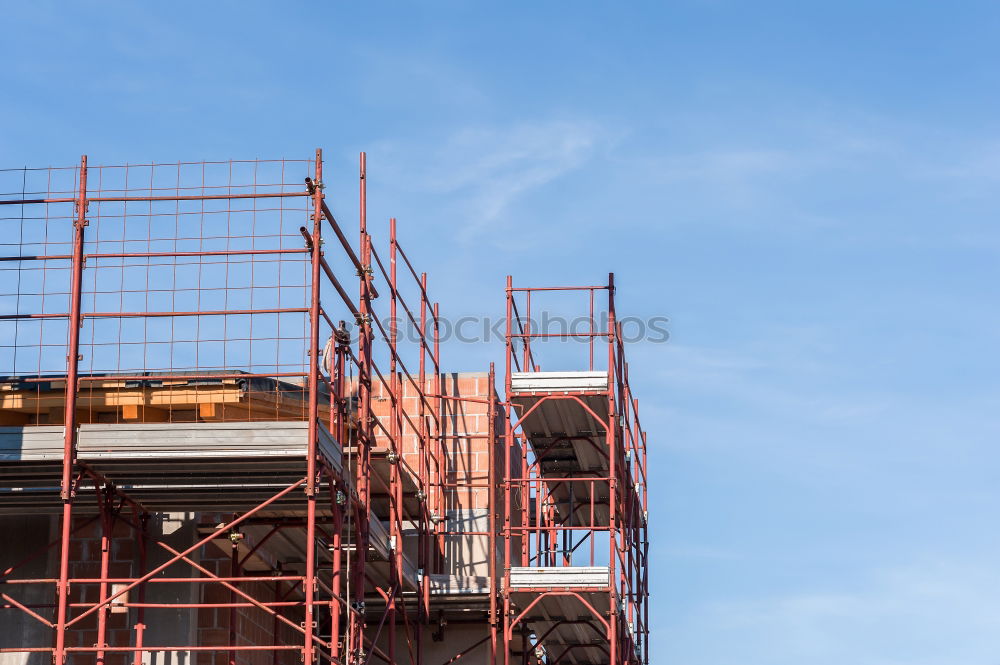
[0,165,79,425]
[0,158,325,425]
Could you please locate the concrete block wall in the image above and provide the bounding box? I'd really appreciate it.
[62,516,136,665]
[0,512,303,665]
[1,515,57,665]
[193,543,300,665]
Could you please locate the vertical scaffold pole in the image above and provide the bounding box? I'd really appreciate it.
[54,154,87,665]
[388,216,399,665]
[331,323,348,664]
[352,152,373,663]
[607,272,618,665]
[417,270,430,665]
[418,271,431,633]
[433,301,443,574]
[487,362,498,665]
[502,276,514,665]
[304,147,324,665]
[133,513,148,665]
[95,486,111,665]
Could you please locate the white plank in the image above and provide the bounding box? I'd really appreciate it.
[510,371,608,393]
[508,566,609,588]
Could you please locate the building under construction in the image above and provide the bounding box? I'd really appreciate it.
[0,151,650,665]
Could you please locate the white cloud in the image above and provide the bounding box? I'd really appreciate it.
[657,338,889,430]
[650,148,803,182]
[370,118,613,241]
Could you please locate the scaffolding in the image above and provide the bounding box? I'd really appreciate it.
[0,151,649,665]
[501,278,648,665]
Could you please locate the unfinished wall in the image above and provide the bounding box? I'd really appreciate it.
[369,371,498,579]
[0,513,204,665]
[193,539,301,665]
[0,515,53,665]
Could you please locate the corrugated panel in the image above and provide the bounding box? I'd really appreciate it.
[0,426,63,460]
[508,388,612,526]
[0,421,344,514]
[507,589,614,665]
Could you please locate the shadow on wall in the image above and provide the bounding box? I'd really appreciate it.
[0,515,53,665]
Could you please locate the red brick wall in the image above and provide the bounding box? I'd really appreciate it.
[368,371,498,512]
[440,372,495,513]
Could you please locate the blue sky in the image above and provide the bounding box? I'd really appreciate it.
[4,2,1000,663]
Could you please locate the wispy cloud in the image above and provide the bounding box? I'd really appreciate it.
[625,109,1000,243]
[659,336,890,429]
[650,148,804,182]
[371,118,613,242]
